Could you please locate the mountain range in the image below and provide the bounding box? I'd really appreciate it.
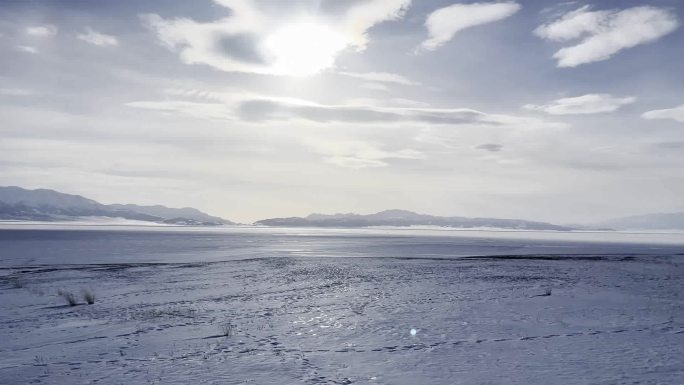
[599,213,684,230]
[255,209,574,231]
[0,186,232,225]
[2,186,683,230]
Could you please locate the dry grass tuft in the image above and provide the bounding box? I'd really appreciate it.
[220,322,234,337]
[82,289,96,304]
[58,289,78,306]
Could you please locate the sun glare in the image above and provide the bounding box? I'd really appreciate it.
[262,21,348,77]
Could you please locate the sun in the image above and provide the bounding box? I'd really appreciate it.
[262,21,348,77]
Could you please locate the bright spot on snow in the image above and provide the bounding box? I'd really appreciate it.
[410,328,417,336]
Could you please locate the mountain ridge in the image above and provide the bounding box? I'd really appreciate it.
[256,210,575,231]
[4,186,682,230]
[600,212,684,230]
[0,186,233,225]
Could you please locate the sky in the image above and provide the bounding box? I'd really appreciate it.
[1,0,683,224]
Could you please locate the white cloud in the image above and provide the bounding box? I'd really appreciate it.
[16,45,38,54]
[303,138,424,169]
[142,0,411,76]
[234,99,544,127]
[360,82,390,92]
[341,0,412,49]
[126,90,568,135]
[524,94,636,115]
[419,1,521,51]
[535,6,679,67]
[338,71,419,86]
[344,98,430,108]
[26,24,58,37]
[77,28,119,46]
[642,104,684,123]
[125,100,234,121]
[124,88,568,172]
[388,98,431,108]
[344,97,430,108]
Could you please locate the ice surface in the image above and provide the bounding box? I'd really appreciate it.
[0,227,682,384]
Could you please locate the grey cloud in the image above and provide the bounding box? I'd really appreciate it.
[127,94,568,132]
[475,143,503,152]
[216,33,267,64]
[653,142,684,150]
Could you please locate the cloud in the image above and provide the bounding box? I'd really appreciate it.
[535,5,679,67]
[125,100,234,121]
[142,0,411,76]
[642,104,684,123]
[475,143,503,152]
[343,97,430,108]
[26,24,58,37]
[360,82,391,92]
[419,1,521,51]
[126,89,568,133]
[236,99,507,126]
[387,98,430,108]
[524,94,636,115]
[238,99,569,134]
[653,142,684,150]
[126,91,492,125]
[303,138,424,169]
[0,88,37,96]
[338,71,419,86]
[16,45,38,54]
[341,0,412,48]
[77,28,119,46]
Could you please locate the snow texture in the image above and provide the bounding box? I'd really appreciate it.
[0,227,682,384]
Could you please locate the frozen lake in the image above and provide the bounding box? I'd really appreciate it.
[0,226,683,384]
[1,223,684,266]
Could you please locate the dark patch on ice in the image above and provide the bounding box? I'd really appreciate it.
[43,304,84,309]
[2,262,173,275]
[481,274,548,282]
[202,334,228,340]
[172,262,212,269]
[464,254,640,261]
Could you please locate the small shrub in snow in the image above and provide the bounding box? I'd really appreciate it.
[82,289,95,304]
[220,322,234,337]
[58,289,78,306]
[33,355,47,366]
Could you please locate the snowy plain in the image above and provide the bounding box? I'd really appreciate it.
[0,224,682,384]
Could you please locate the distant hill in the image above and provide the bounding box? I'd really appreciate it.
[256,209,574,231]
[107,204,227,224]
[0,186,233,225]
[601,213,684,230]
